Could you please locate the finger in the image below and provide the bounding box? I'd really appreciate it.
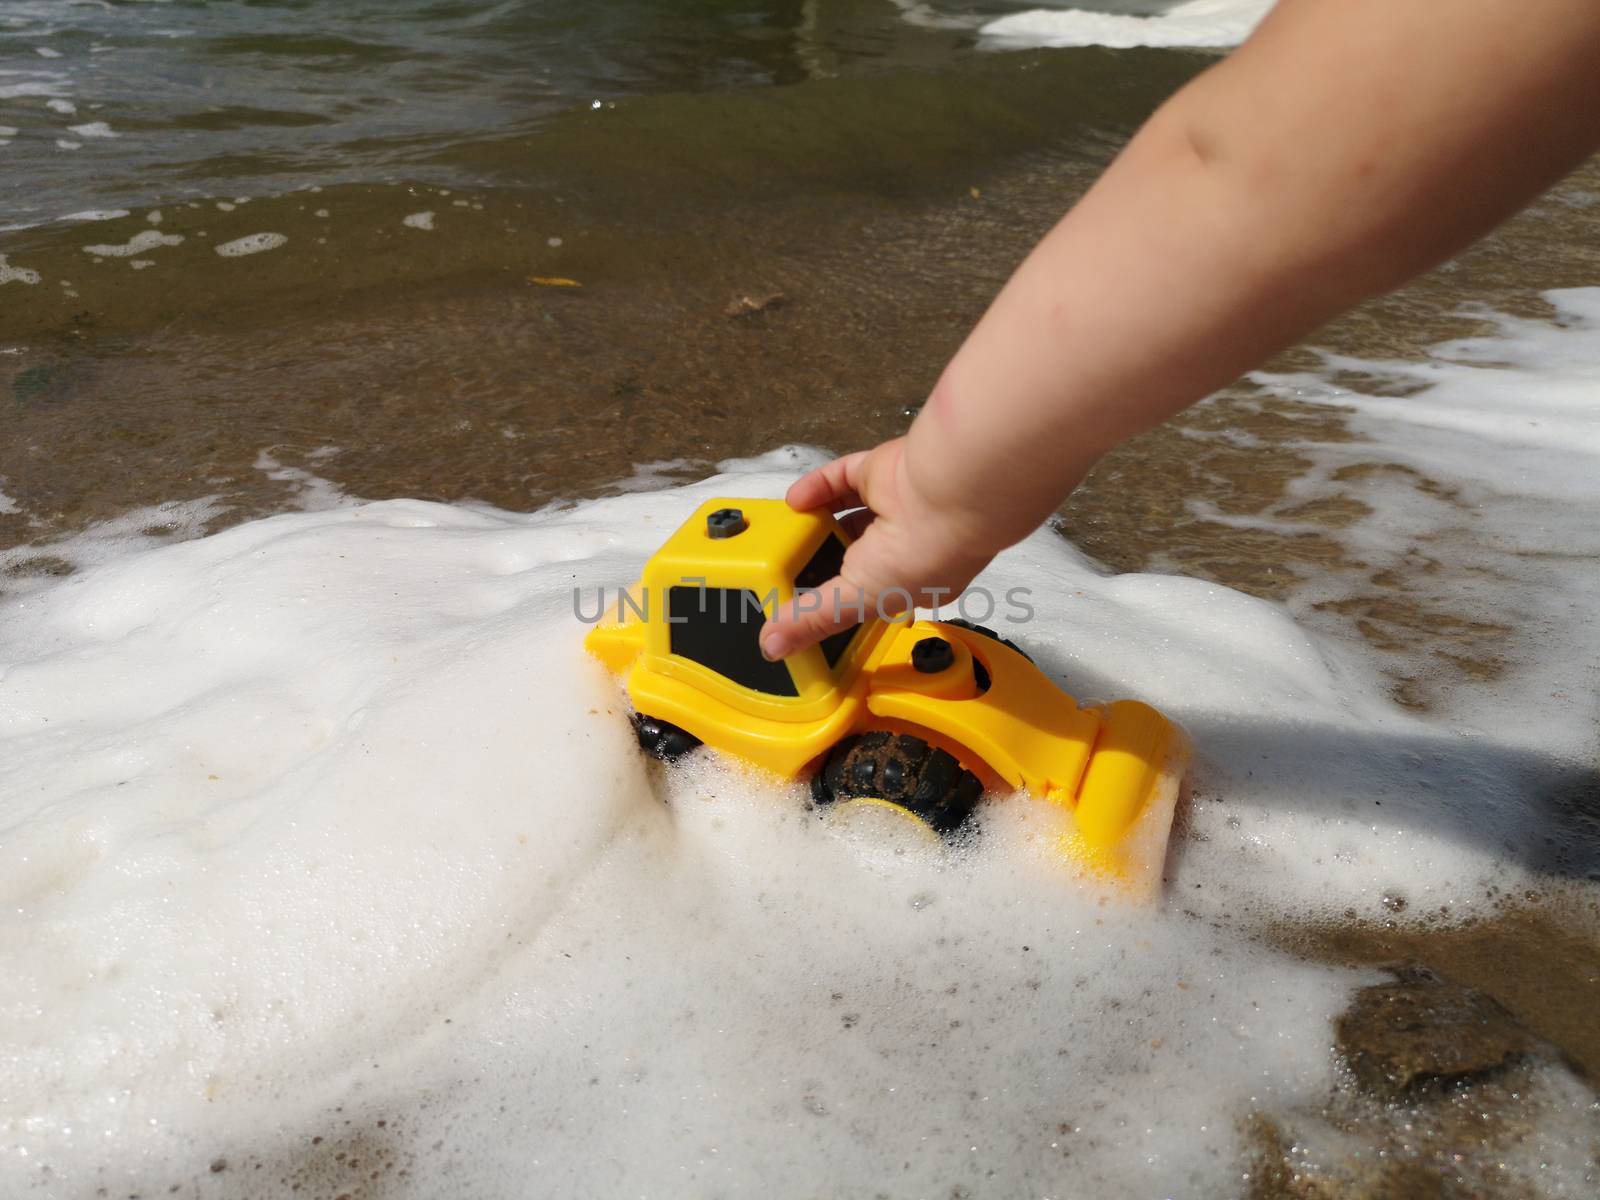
[786,451,869,514]
[759,574,880,661]
[838,507,875,541]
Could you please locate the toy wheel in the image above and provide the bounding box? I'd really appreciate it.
[632,713,702,762]
[943,618,1031,692]
[945,617,1032,662]
[810,732,983,836]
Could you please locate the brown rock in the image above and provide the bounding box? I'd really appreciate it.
[723,292,787,318]
[1246,1114,1461,1200]
[1333,964,1536,1099]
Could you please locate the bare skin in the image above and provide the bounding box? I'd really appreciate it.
[758,0,1600,662]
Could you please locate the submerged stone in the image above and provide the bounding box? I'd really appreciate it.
[1334,964,1537,1100]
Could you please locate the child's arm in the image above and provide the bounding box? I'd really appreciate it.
[759,0,1600,661]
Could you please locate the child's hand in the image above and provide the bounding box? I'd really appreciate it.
[758,438,995,661]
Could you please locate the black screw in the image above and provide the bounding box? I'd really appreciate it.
[706,507,748,539]
[911,636,954,674]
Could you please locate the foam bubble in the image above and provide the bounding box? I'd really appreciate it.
[252,449,352,511]
[214,232,287,258]
[0,496,226,598]
[66,120,117,138]
[0,80,68,101]
[402,210,435,230]
[889,0,977,32]
[0,253,41,285]
[81,228,183,257]
[981,0,1273,50]
[599,456,700,494]
[60,208,130,222]
[45,96,76,114]
[1244,289,1600,761]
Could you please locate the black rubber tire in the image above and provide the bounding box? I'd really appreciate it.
[811,732,983,835]
[632,713,702,762]
[944,617,1032,662]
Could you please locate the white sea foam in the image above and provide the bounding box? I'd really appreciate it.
[889,0,979,32]
[0,78,69,101]
[45,96,76,114]
[1246,290,1600,761]
[598,456,701,493]
[402,209,435,230]
[82,228,183,257]
[253,449,353,511]
[214,231,287,257]
[60,208,130,222]
[66,120,117,138]
[0,496,226,598]
[2,296,1598,1194]
[0,470,1348,1197]
[0,253,41,285]
[981,0,1273,50]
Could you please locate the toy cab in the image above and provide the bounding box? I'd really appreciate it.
[586,497,1189,895]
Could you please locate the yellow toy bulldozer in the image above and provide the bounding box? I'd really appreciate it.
[586,497,1189,895]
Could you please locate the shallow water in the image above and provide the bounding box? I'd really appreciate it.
[1,0,1251,228]
[2,1,1599,1195]
[0,0,935,227]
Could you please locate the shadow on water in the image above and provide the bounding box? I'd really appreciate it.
[1023,648,1600,883]
[1185,715,1600,882]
